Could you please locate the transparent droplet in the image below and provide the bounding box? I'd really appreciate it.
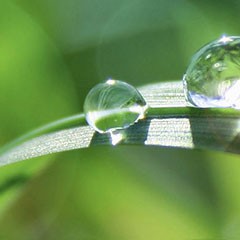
[183,35,240,109]
[83,79,148,145]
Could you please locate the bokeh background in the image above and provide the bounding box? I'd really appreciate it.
[1,0,240,239]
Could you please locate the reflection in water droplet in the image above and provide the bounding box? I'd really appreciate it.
[84,79,148,145]
[183,35,240,109]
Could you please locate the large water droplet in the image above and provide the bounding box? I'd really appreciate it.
[84,79,148,144]
[183,35,240,109]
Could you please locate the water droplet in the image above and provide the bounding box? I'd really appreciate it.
[83,79,148,144]
[183,35,240,109]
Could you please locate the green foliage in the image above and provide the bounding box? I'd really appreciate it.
[1,0,240,239]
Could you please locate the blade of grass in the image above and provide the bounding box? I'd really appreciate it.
[1,80,240,166]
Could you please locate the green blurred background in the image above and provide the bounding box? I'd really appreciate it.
[1,0,240,239]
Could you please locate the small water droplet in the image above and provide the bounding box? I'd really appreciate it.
[83,79,148,144]
[183,35,240,109]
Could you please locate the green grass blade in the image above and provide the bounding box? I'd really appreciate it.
[1,81,240,166]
